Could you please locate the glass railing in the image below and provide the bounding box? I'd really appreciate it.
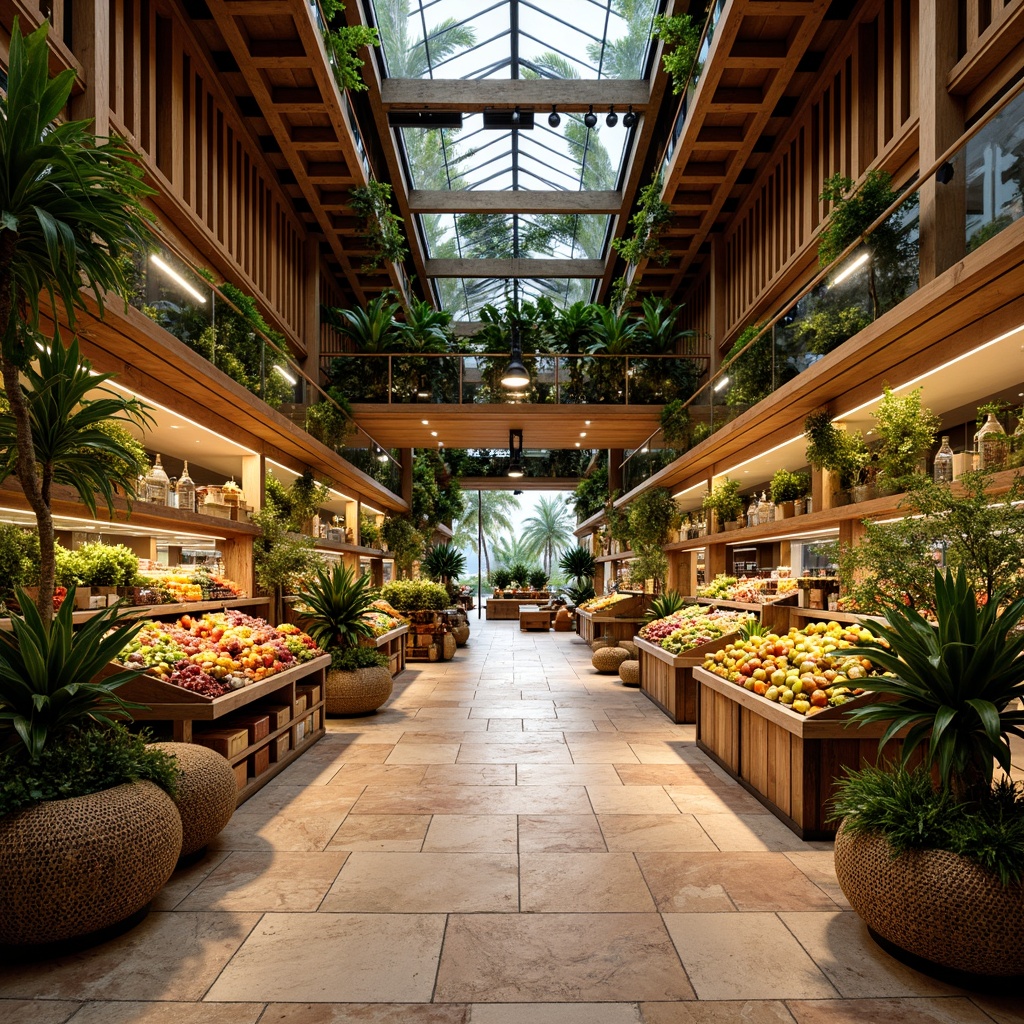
[621,77,1024,491]
[320,352,708,405]
[128,239,403,499]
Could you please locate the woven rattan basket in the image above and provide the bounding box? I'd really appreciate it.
[617,640,639,660]
[592,646,630,674]
[0,780,181,946]
[618,659,640,685]
[325,666,393,715]
[834,822,1024,977]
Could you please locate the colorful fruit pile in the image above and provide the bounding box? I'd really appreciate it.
[696,574,798,603]
[577,592,632,613]
[701,621,883,716]
[361,610,405,637]
[132,570,245,604]
[118,610,323,697]
[639,606,752,653]
[371,599,406,619]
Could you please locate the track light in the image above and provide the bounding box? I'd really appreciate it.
[583,105,597,129]
[511,106,521,125]
[622,105,637,128]
[507,428,525,478]
[548,105,560,128]
[605,105,617,127]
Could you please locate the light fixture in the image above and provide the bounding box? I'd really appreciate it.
[575,442,581,448]
[580,431,587,437]
[548,105,560,128]
[622,105,637,128]
[829,251,870,288]
[584,105,597,129]
[584,419,591,425]
[511,106,521,125]
[416,376,430,399]
[640,447,649,453]
[273,365,298,386]
[375,446,389,463]
[421,419,429,425]
[713,375,731,392]
[501,322,530,388]
[507,428,525,477]
[936,161,955,185]
[430,431,437,437]
[150,254,207,303]
[605,105,617,127]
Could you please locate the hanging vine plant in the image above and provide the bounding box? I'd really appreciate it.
[349,180,408,270]
[319,0,379,93]
[652,13,702,95]
[612,175,673,267]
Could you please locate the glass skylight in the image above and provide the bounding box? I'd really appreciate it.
[363,0,662,317]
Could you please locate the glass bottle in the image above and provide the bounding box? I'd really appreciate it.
[746,496,758,529]
[176,460,196,513]
[933,436,954,484]
[166,476,178,509]
[144,454,169,505]
[975,413,1008,471]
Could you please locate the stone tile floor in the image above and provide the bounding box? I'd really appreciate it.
[2,620,1022,1023]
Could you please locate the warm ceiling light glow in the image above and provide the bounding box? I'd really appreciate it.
[150,254,208,303]
[829,251,871,288]
[712,376,730,392]
[672,481,709,499]
[507,464,524,478]
[580,431,587,437]
[273,365,298,386]
[575,442,581,447]
[501,362,530,388]
[719,434,805,477]
[584,420,591,425]
[431,431,437,437]
[421,419,429,425]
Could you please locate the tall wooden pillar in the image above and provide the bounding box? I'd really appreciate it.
[71,0,109,134]
[399,448,414,508]
[608,449,624,495]
[300,240,321,390]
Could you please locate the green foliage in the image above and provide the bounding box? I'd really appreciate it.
[324,22,380,93]
[738,619,769,641]
[652,13,702,94]
[769,469,809,505]
[359,514,381,548]
[703,478,744,524]
[0,591,150,760]
[628,549,668,591]
[611,174,672,269]
[506,561,532,588]
[528,568,549,590]
[290,469,331,528]
[422,543,467,584]
[874,385,939,489]
[804,410,868,489]
[305,389,353,450]
[565,579,596,605]
[793,304,872,357]
[844,568,1024,803]
[349,182,409,270]
[571,466,609,522]
[52,542,138,588]
[976,398,1012,429]
[558,546,595,583]
[645,590,686,621]
[723,322,773,406]
[832,766,1024,886]
[297,562,375,651]
[627,488,682,553]
[0,524,38,598]
[660,399,692,450]
[968,214,1014,252]
[380,578,449,611]
[412,450,464,534]
[330,645,389,672]
[490,567,513,590]
[381,515,425,577]
[0,723,180,817]
[252,507,320,596]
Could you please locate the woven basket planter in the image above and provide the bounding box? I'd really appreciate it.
[452,624,471,646]
[443,632,457,660]
[325,666,393,715]
[617,640,638,660]
[0,780,182,947]
[591,635,616,651]
[592,646,629,674]
[834,822,1024,977]
[150,742,237,857]
[618,659,640,686]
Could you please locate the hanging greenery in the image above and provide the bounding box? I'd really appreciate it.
[652,13,702,94]
[381,515,425,578]
[612,175,673,268]
[349,181,409,270]
[723,322,773,406]
[804,410,869,490]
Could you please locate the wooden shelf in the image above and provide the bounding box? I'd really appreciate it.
[693,595,797,612]
[314,538,386,557]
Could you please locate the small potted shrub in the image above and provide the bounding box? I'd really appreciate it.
[874,385,940,495]
[490,567,512,596]
[380,578,453,659]
[805,410,869,506]
[298,563,392,715]
[769,469,809,519]
[832,568,1024,982]
[703,478,744,532]
[422,542,467,603]
[528,568,549,593]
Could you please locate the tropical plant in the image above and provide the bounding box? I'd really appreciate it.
[565,579,596,605]
[528,568,549,591]
[703,478,744,525]
[490,567,513,591]
[873,385,939,490]
[422,543,467,586]
[652,13,702,94]
[0,591,150,759]
[453,490,520,577]
[770,469,809,505]
[0,337,152,622]
[506,561,533,588]
[559,545,596,583]
[841,568,1024,805]
[570,465,609,522]
[0,523,38,601]
[0,22,154,620]
[804,410,868,490]
[644,591,686,621]
[297,562,375,651]
[349,181,408,270]
[380,578,449,610]
[521,496,575,574]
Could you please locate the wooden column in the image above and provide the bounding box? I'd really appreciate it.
[708,235,729,373]
[608,449,624,495]
[918,0,965,285]
[299,238,321,386]
[399,448,414,507]
[71,0,109,134]
[242,454,264,513]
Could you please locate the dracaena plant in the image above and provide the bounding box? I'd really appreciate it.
[297,562,376,651]
[842,567,1024,803]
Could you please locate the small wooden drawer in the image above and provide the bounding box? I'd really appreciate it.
[271,733,291,762]
[230,712,270,745]
[195,727,248,759]
[250,745,270,778]
[292,695,307,720]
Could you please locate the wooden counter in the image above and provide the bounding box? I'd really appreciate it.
[635,633,739,724]
[485,597,549,620]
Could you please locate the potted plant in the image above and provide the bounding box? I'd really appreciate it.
[703,478,744,532]
[0,591,183,947]
[381,578,452,660]
[528,568,549,592]
[873,385,940,495]
[831,568,1024,982]
[298,562,392,715]
[769,469,809,519]
[490,567,512,596]
[422,542,467,603]
[804,410,869,506]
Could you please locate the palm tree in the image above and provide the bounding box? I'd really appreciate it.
[587,0,658,80]
[491,533,542,569]
[521,496,576,574]
[455,491,521,576]
[0,22,154,623]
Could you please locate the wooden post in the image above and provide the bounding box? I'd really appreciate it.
[399,448,414,507]
[300,238,321,385]
[608,449,624,495]
[71,0,109,134]
[242,454,264,513]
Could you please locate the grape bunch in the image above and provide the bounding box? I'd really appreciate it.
[170,662,228,697]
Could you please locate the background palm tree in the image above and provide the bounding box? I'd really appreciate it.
[453,490,520,576]
[521,496,576,574]
[491,533,542,569]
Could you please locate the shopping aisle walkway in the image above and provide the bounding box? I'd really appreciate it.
[1,620,1019,1024]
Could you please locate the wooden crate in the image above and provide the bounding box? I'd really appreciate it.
[635,633,739,723]
[693,666,916,839]
[194,727,248,758]
[576,594,651,642]
[374,625,408,677]
[250,745,270,778]
[271,733,291,762]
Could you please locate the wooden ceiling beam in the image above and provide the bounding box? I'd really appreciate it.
[408,190,623,214]
[381,78,651,112]
[425,258,607,278]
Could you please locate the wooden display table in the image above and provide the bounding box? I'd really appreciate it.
[576,593,651,642]
[692,665,913,840]
[486,596,549,620]
[693,594,797,633]
[634,633,740,724]
[374,624,408,676]
[118,655,330,807]
[519,607,553,631]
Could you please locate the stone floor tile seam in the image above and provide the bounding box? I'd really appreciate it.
[770,912,846,1000]
[196,911,268,1004]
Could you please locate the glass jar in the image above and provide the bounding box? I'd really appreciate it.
[143,454,170,505]
[975,413,1008,471]
[933,436,954,484]
[176,460,196,513]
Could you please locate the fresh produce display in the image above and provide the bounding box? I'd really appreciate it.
[371,598,406,619]
[696,574,798,603]
[361,610,405,637]
[639,606,752,653]
[577,592,632,613]
[131,568,245,604]
[701,621,883,716]
[118,610,323,697]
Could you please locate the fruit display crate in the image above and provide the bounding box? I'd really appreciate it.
[692,665,915,840]
[576,593,651,642]
[692,594,797,634]
[485,596,550,620]
[634,633,740,724]
[374,624,409,676]
[404,611,451,662]
[118,654,330,806]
